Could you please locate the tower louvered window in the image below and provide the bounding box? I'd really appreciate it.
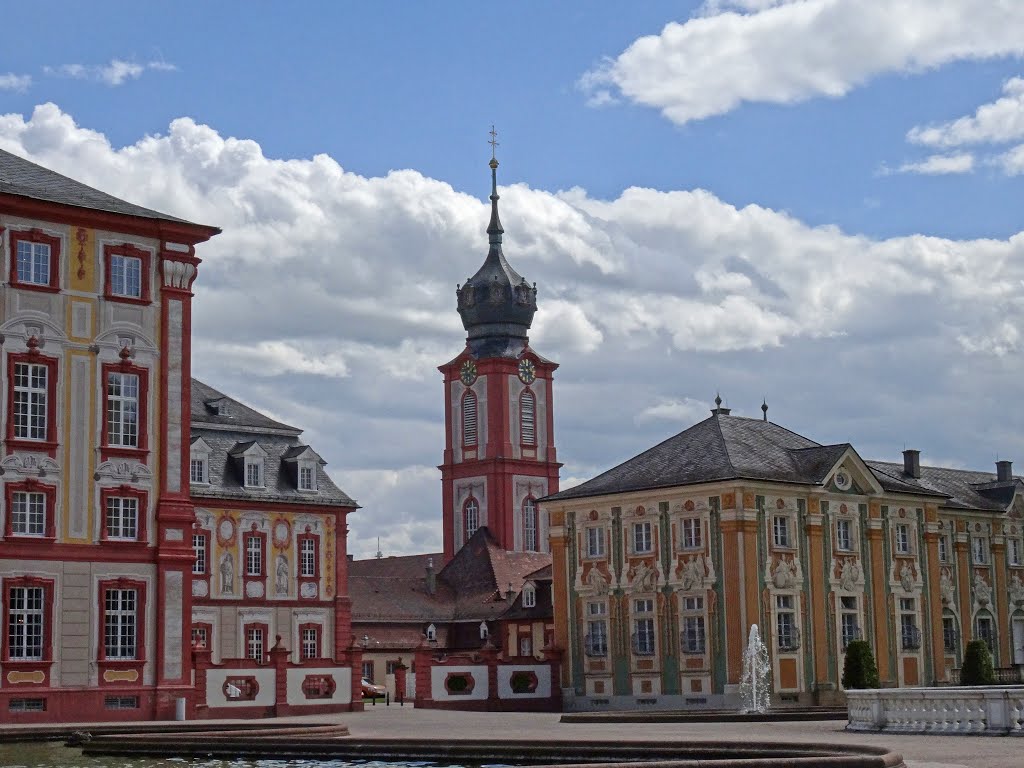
[464,497,480,541]
[520,389,536,446]
[462,391,478,447]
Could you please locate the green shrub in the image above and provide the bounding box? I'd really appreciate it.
[960,640,995,686]
[842,639,880,689]
[446,674,469,693]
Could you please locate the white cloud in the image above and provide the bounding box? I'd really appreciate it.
[581,1,1024,125]
[885,152,975,176]
[908,77,1024,148]
[3,103,1024,555]
[995,143,1024,175]
[0,73,31,92]
[43,58,174,86]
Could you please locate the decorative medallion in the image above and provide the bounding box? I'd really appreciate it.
[460,359,477,386]
[216,516,236,547]
[272,519,291,549]
[834,469,852,491]
[517,358,536,384]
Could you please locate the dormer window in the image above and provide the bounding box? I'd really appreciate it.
[299,463,316,492]
[523,584,537,609]
[245,458,263,488]
[190,437,211,485]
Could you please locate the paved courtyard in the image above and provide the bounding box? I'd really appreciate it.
[348,705,1021,768]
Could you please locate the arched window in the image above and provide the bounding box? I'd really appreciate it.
[463,496,480,542]
[522,496,538,551]
[520,388,536,446]
[462,390,478,447]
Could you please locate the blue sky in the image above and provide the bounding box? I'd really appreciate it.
[3,1,1024,556]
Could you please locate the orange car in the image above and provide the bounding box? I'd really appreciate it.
[361,678,386,698]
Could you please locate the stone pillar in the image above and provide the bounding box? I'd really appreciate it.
[866,516,891,685]
[270,635,289,716]
[394,659,408,703]
[548,508,571,688]
[992,536,1009,666]
[719,508,743,686]
[414,645,434,704]
[954,526,972,653]
[191,643,211,718]
[804,509,830,695]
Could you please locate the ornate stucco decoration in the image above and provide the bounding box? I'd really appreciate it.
[1009,573,1024,606]
[1,453,61,477]
[940,568,955,605]
[94,460,151,483]
[973,573,993,607]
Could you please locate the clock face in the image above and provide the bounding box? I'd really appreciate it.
[518,358,536,385]
[459,359,477,386]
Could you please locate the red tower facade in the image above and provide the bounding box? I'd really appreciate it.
[439,154,560,561]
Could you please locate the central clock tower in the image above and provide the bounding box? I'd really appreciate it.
[438,151,560,562]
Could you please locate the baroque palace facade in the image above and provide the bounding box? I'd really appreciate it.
[541,401,1024,710]
[0,149,359,721]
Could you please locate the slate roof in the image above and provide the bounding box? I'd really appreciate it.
[190,379,356,508]
[543,411,1005,513]
[0,147,215,230]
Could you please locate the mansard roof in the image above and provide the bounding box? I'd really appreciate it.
[0,147,215,231]
[189,379,356,508]
[540,412,1000,509]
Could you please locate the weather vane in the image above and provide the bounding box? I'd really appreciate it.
[488,124,499,160]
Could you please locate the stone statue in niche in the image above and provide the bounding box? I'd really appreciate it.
[899,563,915,593]
[586,565,608,594]
[275,555,289,597]
[839,558,862,592]
[630,560,657,592]
[772,557,797,590]
[1009,573,1024,605]
[220,553,234,594]
[939,569,955,605]
[973,573,992,606]
[680,555,705,591]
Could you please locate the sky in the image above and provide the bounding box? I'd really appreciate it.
[2,0,1024,558]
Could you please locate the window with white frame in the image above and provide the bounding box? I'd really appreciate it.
[109,253,142,298]
[972,536,989,565]
[523,584,536,608]
[245,535,263,576]
[632,520,653,554]
[773,515,791,548]
[894,523,911,555]
[103,588,138,660]
[246,626,265,661]
[192,532,208,575]
[681,518,702,549]
[899,598,920,650]
[1010,537,1022,566]
[16,240,51,285]
[190,456,208,484]
[245,458,263,488]
[300,537,317,578]
[586,526,605,558]
[104,496,138,540]
[776,594,798,650]
[839,595,860,649]
[298,463,316,491]
[106,371,140,447]
[7,586,45,660]
[585,602,607,656]
[680,595,705,654]
[938,533,949,563]
[836,519,853,552]
[13,362,48,440]
[632,598,656,655]
[522,497,538,551]
[11,491,46,536]
[301,626,319,660]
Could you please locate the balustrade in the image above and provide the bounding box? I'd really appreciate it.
[847,686,1024,735]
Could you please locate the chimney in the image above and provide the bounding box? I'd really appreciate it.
[997,460,1013,482]
[903,449,921,479]
[425,557,436,595]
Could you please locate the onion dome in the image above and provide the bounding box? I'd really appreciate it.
[456,149,537,358]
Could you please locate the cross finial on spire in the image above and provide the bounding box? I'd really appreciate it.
[488,124,499,161]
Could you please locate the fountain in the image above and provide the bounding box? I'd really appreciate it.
[739,623,772,714]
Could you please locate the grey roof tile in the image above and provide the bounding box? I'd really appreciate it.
[0,148,212,228]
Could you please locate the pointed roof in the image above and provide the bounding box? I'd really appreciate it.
[191,379,300,434]
[0,148,217,233]
[455,148,537,358]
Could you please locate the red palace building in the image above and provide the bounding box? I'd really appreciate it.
[0,149,360,721]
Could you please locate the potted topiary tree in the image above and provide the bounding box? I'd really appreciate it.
[842,639,880,689]
[960,640,995,686]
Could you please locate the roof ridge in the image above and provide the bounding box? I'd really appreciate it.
[710,414,738,477]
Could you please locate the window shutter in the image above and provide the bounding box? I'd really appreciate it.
[462,392,478,446]
[520,389,535,445]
